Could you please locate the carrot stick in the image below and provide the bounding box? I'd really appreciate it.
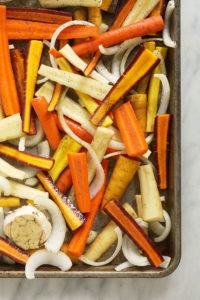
[49,47,63,58]
[104,199,164,268]
[114,101,148,157]
[67,160,109,257]
[7,7,72,24]
[55,167,72,194]
[0,237,29,264]
[68,152,91,213]
[0,6,20,116]
[6,20,98,40]
[150,0,165,16]
[48,83,63,112]
[31,97,61,151]
[73,16,165,56]
[154,114,171,189]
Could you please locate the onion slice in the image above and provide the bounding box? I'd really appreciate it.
[153,210,171,242]
[99,44,120,56]
[104,150,126,159]
[34,197,67,253]
[50,20,95,68]
[25,249,72,279]
[96,59,118,84]
[79,227,123,266]
[58,106,105,198]
[163,0,176,48]
[0,176,11,196]
[155,74,170,115]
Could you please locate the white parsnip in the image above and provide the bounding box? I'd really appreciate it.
[0,113,24,142]
[39,0,102,8]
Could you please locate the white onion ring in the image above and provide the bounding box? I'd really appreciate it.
[163,0,176,48]
[98,23,109,34]
[37,140,50,158]
[155,74,170,115]
[34,197,67,253]
[18,136,26,152]
[104,150,126,159]
[50,20,95,68]
[80,227,123,266]
[96,59,118,84]
[145,133,154,145]
[99,44,120,56]
[25,178,38,187]
[154,210,171,242]
[25,249,72,279]
[58,106,105,199]
[0,176,11,196]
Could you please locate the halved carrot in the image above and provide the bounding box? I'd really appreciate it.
[73,16,165,56]
[68,152,91,213]
[0,237,29,264]
[104,199,164,268]
[154,114,171,189]
[0,6,20,116]
[49,47,63,58]
[31,97,61,151]
[6,20,98,40]
[67,160,109,257]
[114,101,148,157]
[0,197,20,207]
[55,167,72,194]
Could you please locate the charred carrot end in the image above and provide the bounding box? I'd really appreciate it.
[0,197,20,207]
[104,199,164,268]
[31,97,61,150]
[7,7,72,24]
[128,94,147,133]
[55,167,72,194]
[48,83,63,112]
[68,152,91,214]
[90,47,160,126]
[0,143,54,170]
[67,160,109,257]
[37,171,85,231]
[154,114,171,189]
[0,237,29,264]
[100,155,140,209]
[114,101,148,157]
[0,6,20,116]
[23,40,44,133]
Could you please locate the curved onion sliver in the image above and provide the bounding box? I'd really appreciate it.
[99,44,120,56]
[96,59,118,84]
[25,249,72,279]
[50,20,95,68]
[58,106,105,199]
[79,227,123,266]
[0,176,11,196]
[18,136,26,152]
[163,0,176,48]
[154,210,171,243]
[104,150,126,160]
[37,140,50,158]
[115,261,133,272]
[34,197,67,253]
[155,74,170,115]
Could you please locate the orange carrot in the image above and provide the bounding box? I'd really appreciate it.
[104,199,164,268]
[31,97,61,151]
[7,7,72,24]
[154,114,171,189]
[54,114,93,143]
[49,47,63,58]
[73,16,165,56]
[68,152,91,213]
[0,6,20,116]
[67,160,109,257]
[55,167,72,194]
[0,237,29,264]
[6,20,98,40]
[114,101,148,157]
[48,83,63,112]
[111,0,137,30]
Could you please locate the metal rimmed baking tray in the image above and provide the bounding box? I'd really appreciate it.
[0,0,181,278]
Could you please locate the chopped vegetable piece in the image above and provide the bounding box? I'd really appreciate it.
[48,135,82,182]
[0,113,24,142]
[101,155,140,209]
[48,83,63,112]
[56,167,72,194]
[150,0,165,16]
[0,158,26,180]
[7,7,72,24]
[0,197,20,207]
[0,237,29,264]
[0,6,20,116]
[37,171,85,231]
[39,0,102,8]
[6,20,98,40]
[128,94,147,133]
[23,40,44,133]
[114,101,148,156]
[9,180,48,201]
[154,114,171,189]
[67,160,109,257]
[0,144,54,170]
[104,199,164,268]
[60,242,79,264]
[83,202,137,261]
[88,7,102,27]
[90,47,160,126]
[138,164,163,221]
[68,152,91,213]
[73,16,165,56]
[31,97,61,150]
